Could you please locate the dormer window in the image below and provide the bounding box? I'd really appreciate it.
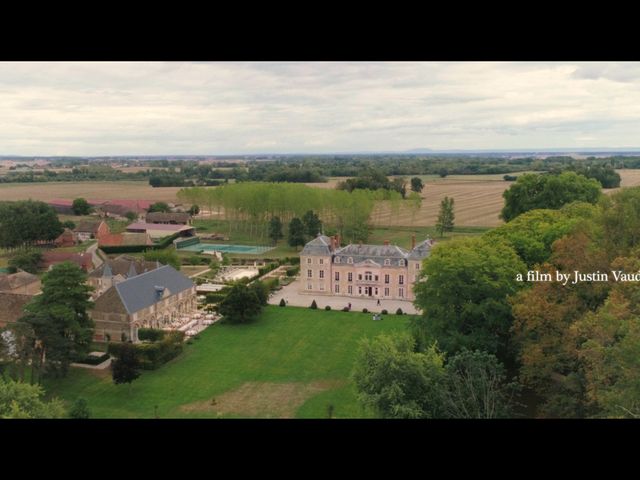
[335,257,340,263]
[347,257,353,264]
[384,259,390,266]
[399,259,405,266]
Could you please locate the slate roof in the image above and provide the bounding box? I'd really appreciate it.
[89,256,158,279]
[334,244,409,265]
[113,265,194,314]
[300,235,334,256]
[408,239,433,261]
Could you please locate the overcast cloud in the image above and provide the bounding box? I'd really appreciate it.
[0,61,639,155]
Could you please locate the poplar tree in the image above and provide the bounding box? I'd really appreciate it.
[435,196,455,237]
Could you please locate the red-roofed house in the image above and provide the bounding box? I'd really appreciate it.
[40,251,93,271]
[54,228,76,247]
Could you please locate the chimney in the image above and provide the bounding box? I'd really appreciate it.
[411,234,416,249]
[331,236,336,250]
[384,240,389,246]
[336,234,341,248]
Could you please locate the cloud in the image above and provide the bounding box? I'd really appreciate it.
[0,61,639,155]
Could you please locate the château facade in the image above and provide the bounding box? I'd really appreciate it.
[299,234,433,301]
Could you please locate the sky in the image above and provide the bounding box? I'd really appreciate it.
[1,61,640,156]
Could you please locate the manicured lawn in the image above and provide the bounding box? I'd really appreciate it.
[43,306,410,418]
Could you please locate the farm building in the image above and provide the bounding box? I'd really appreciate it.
[0,292,34,328]
[299,234,433,301]
[54,228,76,247]
[145,212,191,225]
[125,222,195,240]
[90,265,197,343]
[74,220,109,242]
[98,232,153,248]
[48,198,75,215]
[0,270,41,295]
[40,251,94,272]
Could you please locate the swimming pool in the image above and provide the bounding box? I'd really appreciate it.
[178,243,275,254]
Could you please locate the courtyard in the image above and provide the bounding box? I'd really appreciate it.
[267,277,420,315]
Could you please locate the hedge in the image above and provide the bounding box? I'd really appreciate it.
[73,352,110,365]
[286,266,300,277]
[137,328,166,342]
[108,331,186,370]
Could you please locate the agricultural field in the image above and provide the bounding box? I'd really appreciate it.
[43,306,411,418]
[0,181,182,203]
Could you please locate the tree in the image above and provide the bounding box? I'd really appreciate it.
[438,168,449,178]
[218,283,262,324]
[352,333,446,418]
[391,177,408,198]
[268,216,284,245]
[8,250,42,274]
[0,200,63,249]
[147,202,171,213]
[288,217,306,248]
[412,237,526,363]
[72,197,92,216]
[441,349,518,418]
[143,249,180,270]
[61,220,76,230]
[124,211,137,222]
[188,204,200,216]
[501,172,601,222]
[0,379,65,418]
[18,262,94,381]
[302,210,322,238]
[249,280,269,306]
[435,196,455,237]
[111,342,140,391]
[69,397,91,419]
[410,177,424,193]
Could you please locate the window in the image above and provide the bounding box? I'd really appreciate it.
[384,287,389,296]
[375,287,378,295]
[399,288,404,298]
[307,258,312,264]
[307,270,312,278]
[335,272,340,281]
[307,283,312,290]
[384,259,390,266]
[399,259,405,266]
[335,284,339,293]
[415,263,420,270]
[319,258,323,265]
[358,274,362,280]
[335,257,340,263]
[374,275,379,281]
[399,275,404,285]
[347,257,353,264]
[348,285,353,294]
[365,271,372,281]
[319,284,324,291]
[384,274,390,284]
[358,287,362,295]
[319,270,325,279]
[348,272,353,282]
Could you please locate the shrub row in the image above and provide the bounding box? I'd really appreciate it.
[137,328,166,342]
[73,352,110,365]
[108,331,186,370]
[258,262,279,277]
[286,266,300,277]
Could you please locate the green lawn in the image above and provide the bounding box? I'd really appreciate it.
[43,306,410,418]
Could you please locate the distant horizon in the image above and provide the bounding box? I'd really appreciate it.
[3,146,640,159]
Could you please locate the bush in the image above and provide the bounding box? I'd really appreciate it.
[279,298,286,307]
[325,305,331,311]
[69,398,91,419]
[137,328,166,342]
[310,300,318,309]
[381,309,388,315]
[72,352,110,365]
[342,307,349,312]
[363,308,368,313]
[503,174,518,181]
[395,308,403,315]
[286,266,300,277]
[108,331,185,370]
